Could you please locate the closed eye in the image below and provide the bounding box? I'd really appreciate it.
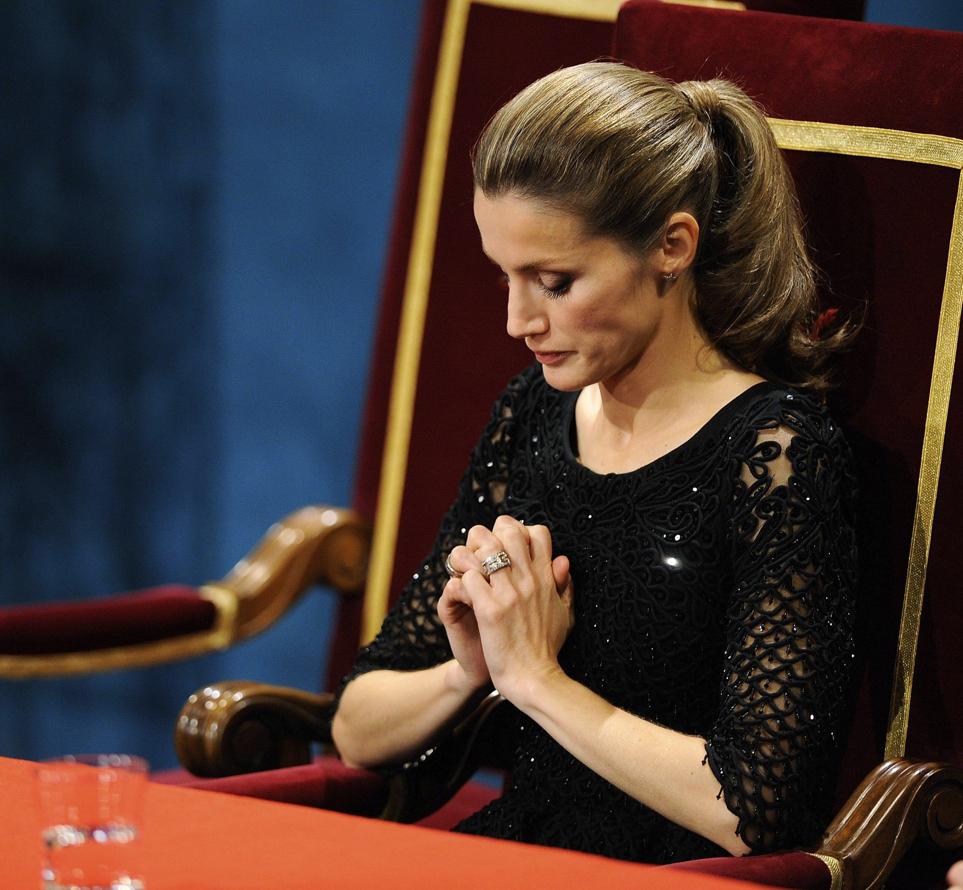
[538,275,572,299]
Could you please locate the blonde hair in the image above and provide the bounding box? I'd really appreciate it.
[472,62,850,391]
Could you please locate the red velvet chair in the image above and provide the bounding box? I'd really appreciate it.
[172,6,963,883]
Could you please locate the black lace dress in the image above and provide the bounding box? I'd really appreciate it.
[340,365,857,864]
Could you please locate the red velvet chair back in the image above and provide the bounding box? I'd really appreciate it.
[613,0,963,800]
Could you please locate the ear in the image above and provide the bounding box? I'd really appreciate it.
[657,211,700,276]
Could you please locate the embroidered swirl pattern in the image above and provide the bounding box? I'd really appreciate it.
[340,366,857,863]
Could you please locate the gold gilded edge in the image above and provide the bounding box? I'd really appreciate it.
[768,118,963,169]
[886,169,963,759]
[0,586,238,679]
[361,0,473,644]
[475,0,623,20]
[809,853,844,890]
[476,0,744,20]
[769,118,963,759]
[661,0,746,10]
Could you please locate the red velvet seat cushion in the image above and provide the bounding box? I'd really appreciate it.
[155,757,389,817]
[662,852,830,889]
[154,756,500,829]
[0,585,216,654]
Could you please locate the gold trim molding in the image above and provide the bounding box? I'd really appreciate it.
[362,0,473,644]
[476,0,625,20]
[770,120,963,760]
[661,0,746,9]
[809,853,844,890]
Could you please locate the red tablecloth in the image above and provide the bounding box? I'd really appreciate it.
[0,756,779,889]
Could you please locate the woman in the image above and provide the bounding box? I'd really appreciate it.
[332,62,857,864]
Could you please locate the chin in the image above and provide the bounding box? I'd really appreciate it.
[540,364,590,393]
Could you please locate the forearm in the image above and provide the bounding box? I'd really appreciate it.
[331,660,489,769]
[512,668,750,856]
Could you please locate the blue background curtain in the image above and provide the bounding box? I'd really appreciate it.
[1,1,959,771]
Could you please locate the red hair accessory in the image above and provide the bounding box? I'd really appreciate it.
[811,307,839,341]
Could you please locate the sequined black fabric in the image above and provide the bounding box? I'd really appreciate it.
[341,365,857,863]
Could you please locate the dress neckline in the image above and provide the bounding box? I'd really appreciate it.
[561,380,783,479]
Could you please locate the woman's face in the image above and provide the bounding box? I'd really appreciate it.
[473,190,665,393]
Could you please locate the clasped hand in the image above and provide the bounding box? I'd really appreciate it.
[437,516,574,707]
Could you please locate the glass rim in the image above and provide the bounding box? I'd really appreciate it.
[38,753,149,771]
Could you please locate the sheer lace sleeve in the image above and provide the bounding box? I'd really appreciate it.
[705,392,857,853]
[337,370,533,689]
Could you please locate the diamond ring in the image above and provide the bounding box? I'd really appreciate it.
[480,550,512,577]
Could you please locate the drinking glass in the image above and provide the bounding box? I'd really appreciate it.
[36,754,148,890]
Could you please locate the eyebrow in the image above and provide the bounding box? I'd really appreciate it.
[479,247,572,273]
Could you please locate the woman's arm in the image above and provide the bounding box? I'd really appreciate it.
[331,369,536,768]
[451,517,750,855]
[513,667,749,856]
[332,660,489,768]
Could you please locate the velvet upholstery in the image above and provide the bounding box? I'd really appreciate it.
[664,852,831,889]
[155,755,499,829]
[0,585,214,654]
[157,757,389,817]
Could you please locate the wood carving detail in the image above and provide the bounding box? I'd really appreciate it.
[222,505,372,643]
[175,680,335,777]
[817,759,963,889]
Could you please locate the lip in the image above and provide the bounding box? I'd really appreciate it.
[533,351,571,366]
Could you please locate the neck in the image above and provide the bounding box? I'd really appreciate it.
[591,299,743,435]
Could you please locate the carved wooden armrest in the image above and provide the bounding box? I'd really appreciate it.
[221,505,371,643]
[175,680,336,778]
[815,758,963,890]
[380,692,516,823]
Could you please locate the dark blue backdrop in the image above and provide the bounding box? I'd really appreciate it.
[1,1,959,771]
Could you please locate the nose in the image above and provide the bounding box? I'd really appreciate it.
[505,283,548,341]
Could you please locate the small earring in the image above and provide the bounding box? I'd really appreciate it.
[662,272,678,284]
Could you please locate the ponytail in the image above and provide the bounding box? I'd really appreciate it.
[676,79,847,390]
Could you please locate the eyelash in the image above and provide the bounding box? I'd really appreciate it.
[538,277,572,299]
[496,274,572,299]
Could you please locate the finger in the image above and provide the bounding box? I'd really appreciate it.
[483,521,533,590]
[437,579,471,623]
[447,543,484,577]
[460,568,498,610]
[492,515,531,555]
[552,554,571,597]
[441,577,472,606]
[466,524,502,555]
[527,524,553,570]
